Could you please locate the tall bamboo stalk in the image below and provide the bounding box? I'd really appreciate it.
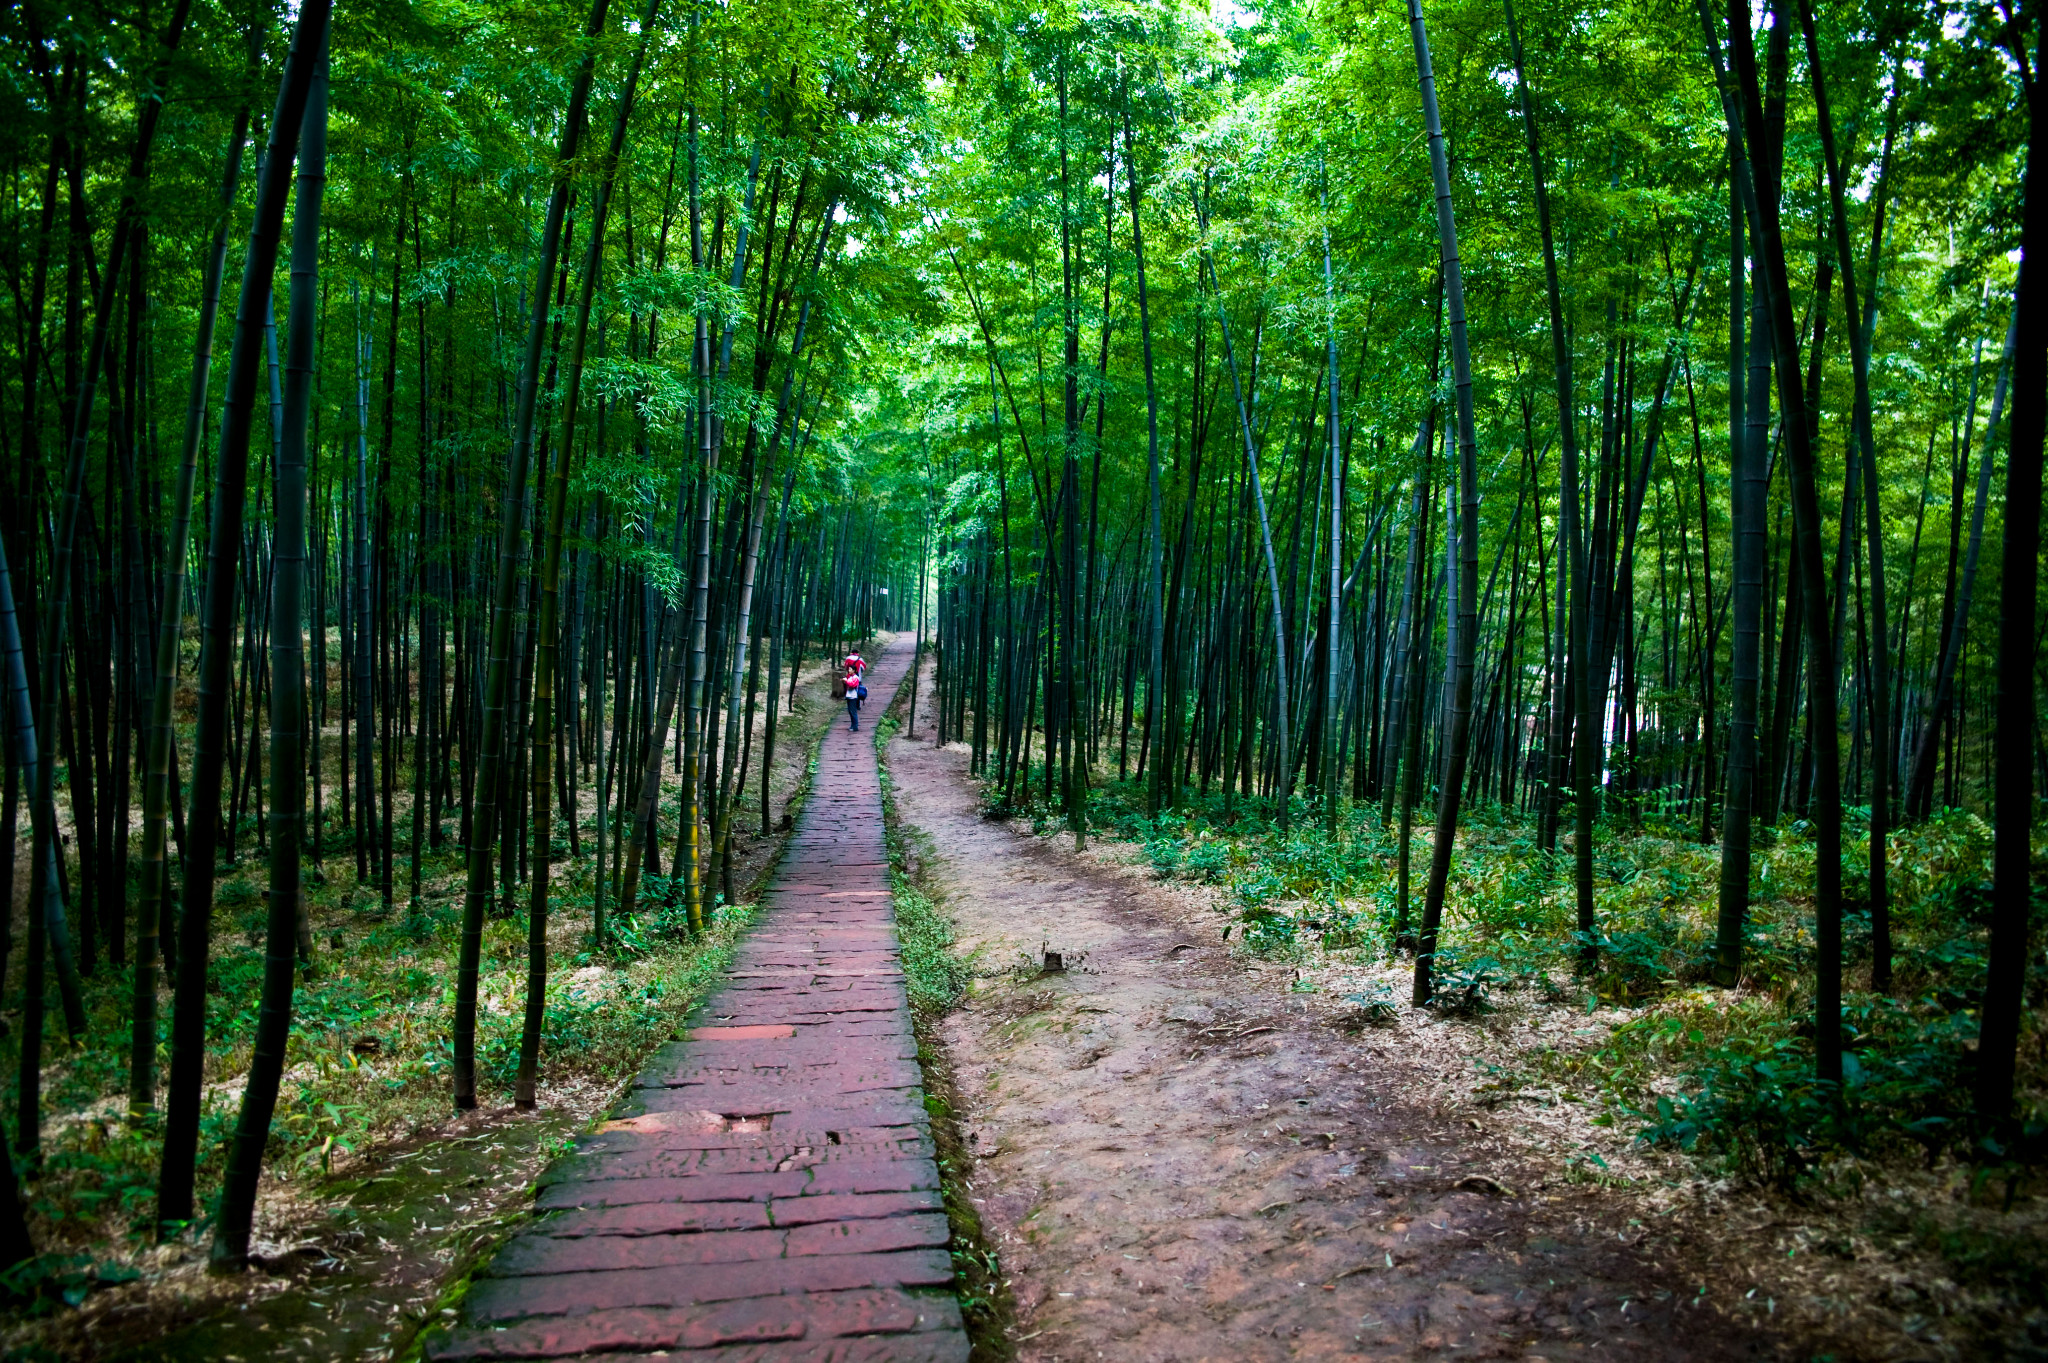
[1976,14,2045,1129]
[451,0,613,1112]
[517,0,658,1108]
[1796,0,1895,992]
[1705,0,1849,1085]
[1409,0,1483,1004]
[158,0,331,1233]
[211,38,327,1270]
[128,57,254,1116]
[1194,194,1291,832]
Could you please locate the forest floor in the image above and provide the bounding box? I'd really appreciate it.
[0,634,877,1361]
[883,677,2047,1361]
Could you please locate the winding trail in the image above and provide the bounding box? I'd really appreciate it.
[427,634,967,1362]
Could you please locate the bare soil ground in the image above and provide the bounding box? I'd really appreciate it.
[885,730,1798,1362]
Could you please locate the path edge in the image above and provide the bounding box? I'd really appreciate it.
[876,672,1018,1363]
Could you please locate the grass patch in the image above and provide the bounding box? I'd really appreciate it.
[8,838,754,1251]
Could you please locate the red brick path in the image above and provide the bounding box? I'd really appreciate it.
[427,636,966,1362]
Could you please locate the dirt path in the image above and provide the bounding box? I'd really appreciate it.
[886,724,1786,1361]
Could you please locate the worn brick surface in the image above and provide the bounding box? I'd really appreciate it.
[425,1288,964,1361]
[424,638,966,1361]
[459,1239,953,1321]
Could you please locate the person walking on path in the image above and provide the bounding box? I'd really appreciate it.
[843,648,866,679]
[843,662,866,731]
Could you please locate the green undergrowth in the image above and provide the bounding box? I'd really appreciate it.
[0,823,755,1311]
[988,762,2046,1191]
[893,871,974,1017]
[1,637,861,1329]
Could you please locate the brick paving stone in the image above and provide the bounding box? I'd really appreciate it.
[421,637,965,1361]
[425,1288,964,1362]
[463,1248,955,1321]
[659,1339,968,1363]
[487,1213,949,1276]
[533,1172,811,1212]
[641,1061,928,1091]
[542,1135,935,1184]
[529,1190,942,1242]
[530,1201,780,1237]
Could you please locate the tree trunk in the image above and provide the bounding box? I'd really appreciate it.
[1195,195,1291,832]
[1411,0,1484,1004]
[1705,0,1850,1086]
[451,0,612,1112]
[1905,301,2015,820]
[1715,168,1767,984]
[158,0,330,1231]
[1975,19,2045,1129]
[517,1,656,1107]
[1796,0,1896,990]
[0,536,41,1263]
[211,41,326,1269]
[128,67,254,1116]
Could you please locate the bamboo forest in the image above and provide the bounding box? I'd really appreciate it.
[0,0,2044,1355]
